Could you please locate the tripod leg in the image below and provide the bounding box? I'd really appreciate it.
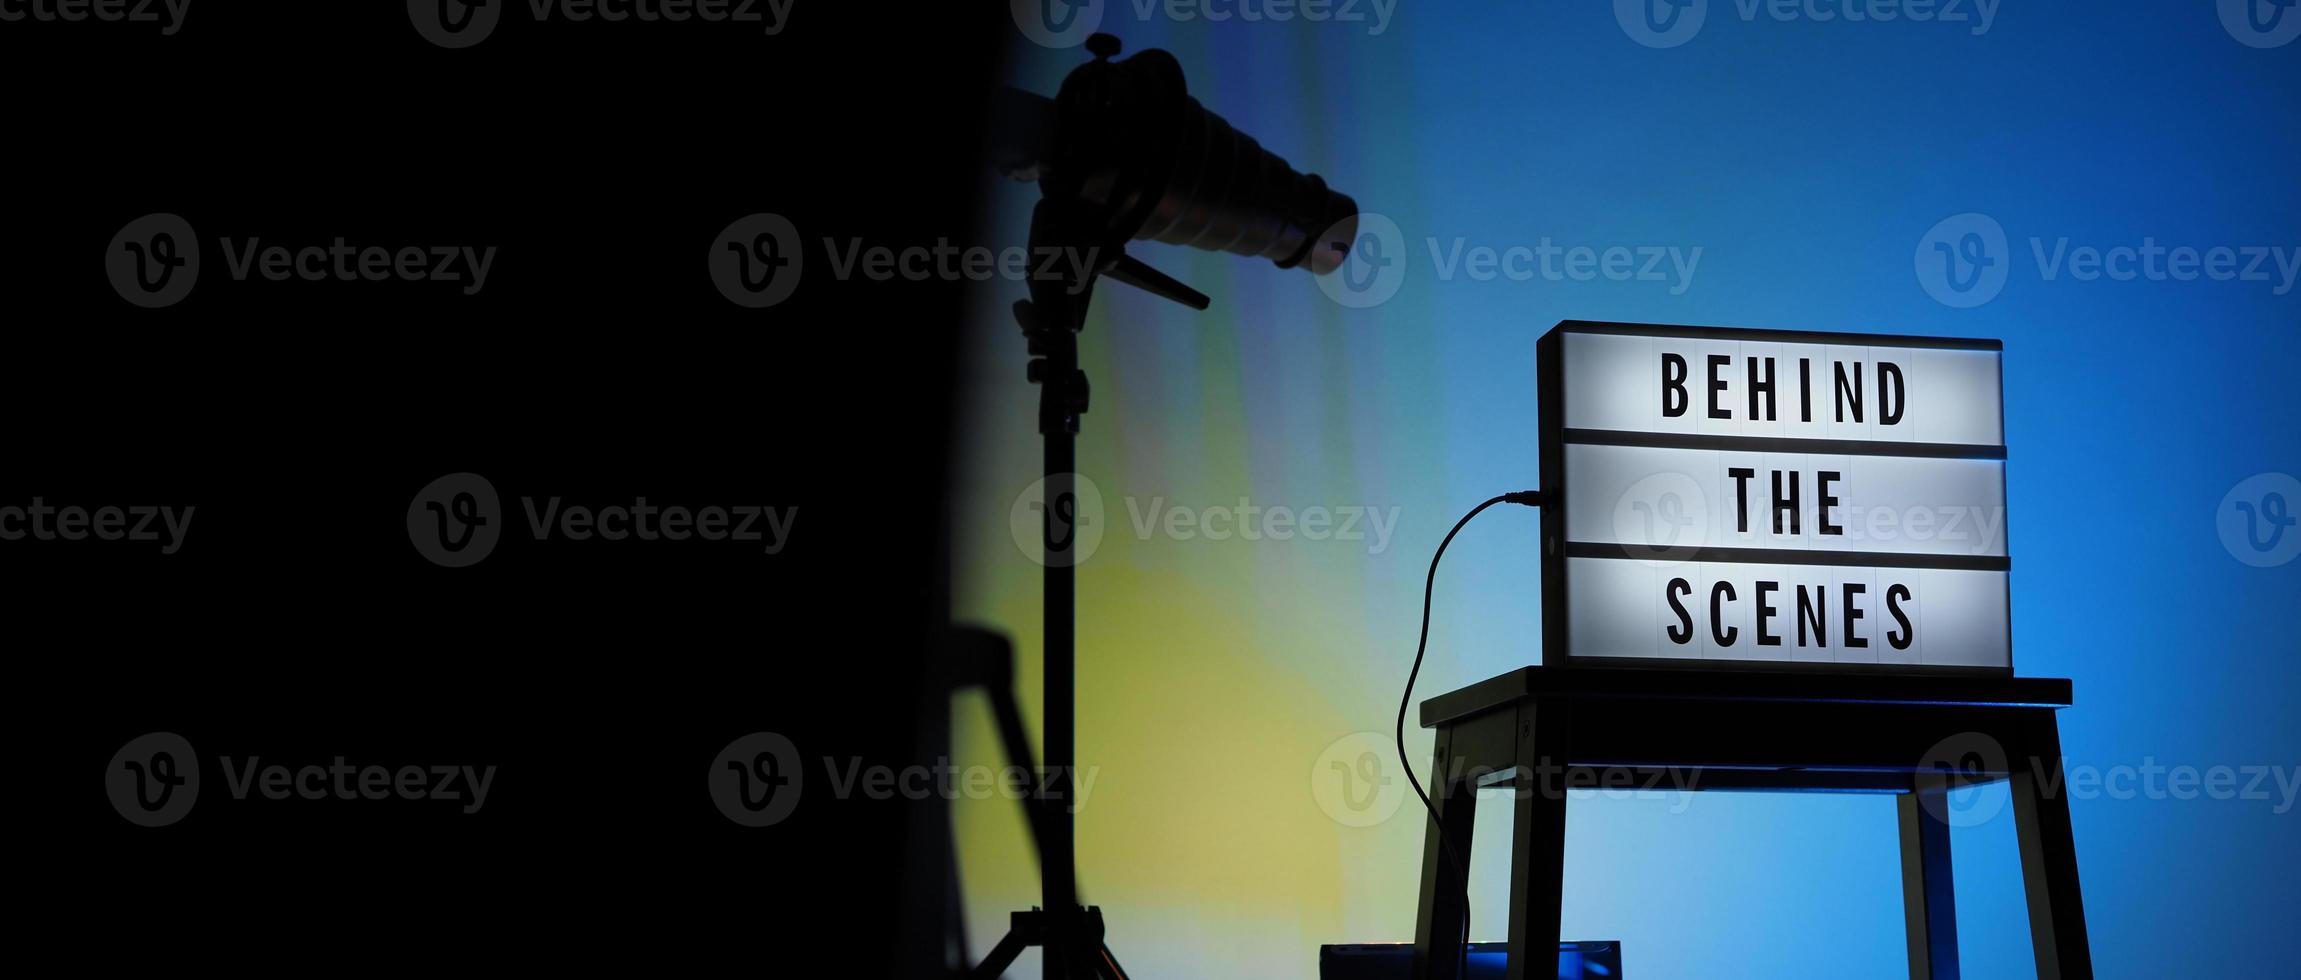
[970,931,1030,980]
[1093,943,1132,980]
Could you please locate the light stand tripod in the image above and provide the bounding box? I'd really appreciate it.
[967,32,1355,979]
[968,190,1207,980]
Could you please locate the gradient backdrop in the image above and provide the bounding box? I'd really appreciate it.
[948,3,2298,977]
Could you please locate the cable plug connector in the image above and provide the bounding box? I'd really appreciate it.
[1502,489,1547,507]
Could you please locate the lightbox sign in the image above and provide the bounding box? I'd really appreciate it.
[1536,321,2010,672]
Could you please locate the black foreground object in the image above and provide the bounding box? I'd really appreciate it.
[1322,942,1623,979]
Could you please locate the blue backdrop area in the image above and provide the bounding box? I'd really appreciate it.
[970,3,2298,976]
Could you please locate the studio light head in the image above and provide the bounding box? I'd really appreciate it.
[997,34,1360,301]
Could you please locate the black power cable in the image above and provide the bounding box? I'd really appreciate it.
[1394,490,1544,975]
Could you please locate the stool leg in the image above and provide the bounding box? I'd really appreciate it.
[1898,791,1961,979]
[1413,726,1477,980]
[1505,699,1568,980]
[2012,719,2093,979]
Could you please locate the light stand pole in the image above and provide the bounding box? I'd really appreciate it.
[1024,192,1094,980]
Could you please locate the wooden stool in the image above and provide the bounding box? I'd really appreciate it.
[1409,667,2090,980]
